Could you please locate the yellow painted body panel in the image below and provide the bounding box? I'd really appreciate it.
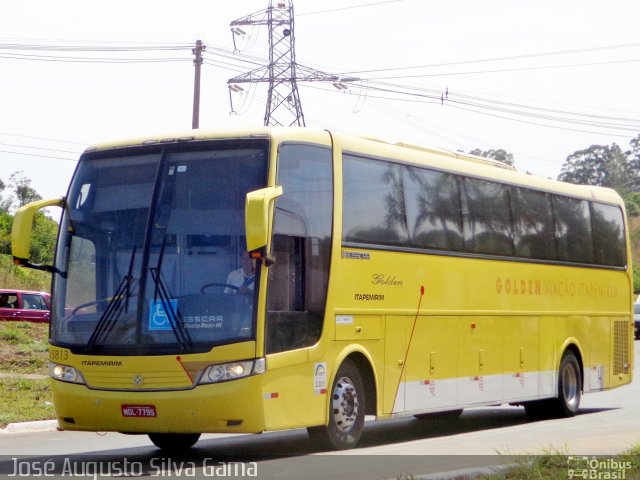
[43,127,633,436]
[52,375,267,433]
[333,246,632,415]
[11,197,64,262]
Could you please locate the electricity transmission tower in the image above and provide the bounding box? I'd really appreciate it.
[228,0,338,127]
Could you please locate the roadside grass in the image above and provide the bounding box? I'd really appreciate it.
[0,377,54,428]
[423,445,640,479]
[0,321,52,428]
[0,321,49,375]
[397,445,640,479]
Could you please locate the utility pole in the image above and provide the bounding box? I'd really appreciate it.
[192,39,205,129]
[228,0,338,127]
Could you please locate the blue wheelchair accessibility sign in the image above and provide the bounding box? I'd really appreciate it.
[149,299,178,331]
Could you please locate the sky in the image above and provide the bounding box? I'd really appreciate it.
[1,0,639,204]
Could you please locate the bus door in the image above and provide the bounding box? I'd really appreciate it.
[262,142,333,429]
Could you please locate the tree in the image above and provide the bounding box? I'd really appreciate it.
[0,209,11,255]
[468,148,514,166]
[0,171,57,263]
[3,171,42,211]
[30,211,58,264]
[628,133,640,161]
[558,143,635,194]
[0,178,7,212]
[624,192,640,217]
[626,133,640,183]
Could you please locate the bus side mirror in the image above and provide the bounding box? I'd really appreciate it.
[245,186,283,258]
[12,197,65,271]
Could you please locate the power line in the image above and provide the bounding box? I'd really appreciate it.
[0,53,189,63]
[301,83,640,137]
[0,142,81,155]
[360,57,640,80]
[335,41,640,75]
[0,41,193,63]
[298,0,408,16]
[0,131,87,145]
[228,0,340,127]
[0,149,78,162]
[327,77,640,126]
[0,41,191,51]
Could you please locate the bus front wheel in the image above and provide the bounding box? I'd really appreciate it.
[148,433,201,451]
[307,359,366,450]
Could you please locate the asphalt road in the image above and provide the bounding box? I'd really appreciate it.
[1,341,638,479]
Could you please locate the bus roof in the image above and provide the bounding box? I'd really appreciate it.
[83,126,623,207]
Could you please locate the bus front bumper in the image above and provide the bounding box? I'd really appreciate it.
[51,375,266,434]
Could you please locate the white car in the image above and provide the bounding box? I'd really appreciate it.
[634,303,640,340]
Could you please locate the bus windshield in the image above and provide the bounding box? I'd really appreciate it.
[51,140,268,355]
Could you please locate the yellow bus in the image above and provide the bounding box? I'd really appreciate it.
[13,127,633,451]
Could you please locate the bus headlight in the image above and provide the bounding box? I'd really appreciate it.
[199,358,265,385]
[49,363,86,385]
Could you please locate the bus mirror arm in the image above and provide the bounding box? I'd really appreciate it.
[12,259,59,274]
[249,248,276,267]
[245,186,283,255]
[12,197,65,272]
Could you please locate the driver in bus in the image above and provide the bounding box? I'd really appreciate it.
[224,251,255,295]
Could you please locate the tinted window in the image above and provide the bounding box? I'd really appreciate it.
[552,196,594,263]
[461,177,514,256]
[591,203,626,266]
[341,154,625,269]
[343,156,409,246]
[511,188,556,260]
[404,166,463,251]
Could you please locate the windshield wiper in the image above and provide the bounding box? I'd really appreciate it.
[150,237,193,351]
[87,247,137,350]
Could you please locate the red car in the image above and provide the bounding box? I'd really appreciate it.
[0,289,51,323]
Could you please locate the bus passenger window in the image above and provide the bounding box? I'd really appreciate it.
[461,177,515,256]
[591,203,625,267]
[511,188,556,260]
[552,196,594,263]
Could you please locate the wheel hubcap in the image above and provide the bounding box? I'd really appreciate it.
[562,363,579,409]
[331,376,359,433]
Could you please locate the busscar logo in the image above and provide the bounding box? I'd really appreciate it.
[342,250,371,260]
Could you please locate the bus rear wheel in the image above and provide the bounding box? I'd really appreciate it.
[525,350,581,420]
[148,433,201,451]
[307,359,365,450]
[554,351,582,417]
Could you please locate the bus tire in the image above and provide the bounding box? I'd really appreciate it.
[552,350,582,417]
[307,359,365,450]
[524,351,581,420]
[148,433,201,451]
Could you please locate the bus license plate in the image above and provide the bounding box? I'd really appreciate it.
[121,405,157,418]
